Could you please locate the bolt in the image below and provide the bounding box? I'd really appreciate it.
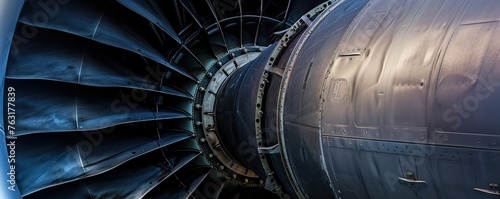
[195,121,202,126]
[207,73,213,78]
[198,87,205,92]
[217,61,222,66]
[195,104,202,109]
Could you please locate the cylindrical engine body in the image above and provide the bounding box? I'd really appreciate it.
[270,0,500,198]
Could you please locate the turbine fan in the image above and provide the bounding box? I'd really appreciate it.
[5,0,326,198]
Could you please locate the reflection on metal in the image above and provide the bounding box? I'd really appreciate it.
[258,145,280,154]
[474,183,500,196]
[474,188,500,196]
[398,171,428,190]
[397,177,427,185]
[338,52,361,57]
[5,0,500,198]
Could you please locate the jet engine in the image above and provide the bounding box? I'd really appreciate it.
[2,0,500,199]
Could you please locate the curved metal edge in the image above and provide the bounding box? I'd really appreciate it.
[193,47,265,187]
[255,1,342,198]
[275,2,342,198]
[0,0,25,198]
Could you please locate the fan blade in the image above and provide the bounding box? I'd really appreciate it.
[19,0,197,81]
[17,128,193,196]
[22,149,200,198]
[117,0,206,68]
[117,0,182,44]
[143,166,211,199]
[189,175,226,199]
[10,80,191,135]
[7,27,193,99]
[178,0,203,28]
